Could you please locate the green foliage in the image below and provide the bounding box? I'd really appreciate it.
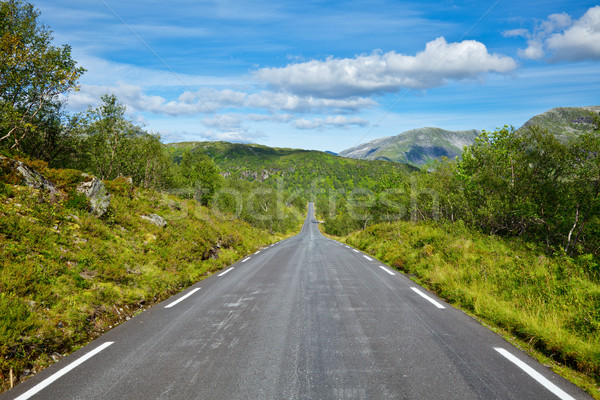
[64,191,88,211]
[428,124,600,255]
[165,141,416,235]
[0,0,84,152]
[177,149,223,205]
[0,166,286,391]
[56,94,172,189]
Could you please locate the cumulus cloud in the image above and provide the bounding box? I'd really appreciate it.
[508,6,600,62]
[294,116,368,130]
[66,83,375,117]
[199,130,266,143]
[254,37,517,98]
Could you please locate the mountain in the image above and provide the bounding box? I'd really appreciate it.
[515,106,600,138]
[165,141,418,184]
[338,127,480,166]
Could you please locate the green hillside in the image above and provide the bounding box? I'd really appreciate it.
[0,155,284,392]
[517,106,600,139]
[166,140,417,194]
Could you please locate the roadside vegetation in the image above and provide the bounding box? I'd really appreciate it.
[0,154,289,392]
[1,0,600,397]
[344,221,599,397]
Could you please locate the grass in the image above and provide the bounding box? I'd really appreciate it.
[0,157,294,393]
[345,220,600,399]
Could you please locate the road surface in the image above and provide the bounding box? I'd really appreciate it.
[2,203,592,399]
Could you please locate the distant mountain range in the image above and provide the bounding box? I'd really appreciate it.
[338,106,600,167]
[338,127,480,167]
[515,106,600,139]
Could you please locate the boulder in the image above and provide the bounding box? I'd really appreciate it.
[0,155,58,194]
[77,174,110,217]
[140,213,167,228]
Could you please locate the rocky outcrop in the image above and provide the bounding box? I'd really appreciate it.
[77,174,110,217]
[140,213,167,228]
[0,155,59,194]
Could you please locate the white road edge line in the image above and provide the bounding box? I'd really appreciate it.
[410,287,446,309]
[494,347,575,400]
[218,267,234,276]
[165,288,201,308]
[353,249,359,253]
[363,255,373,261]
[241,257,251,263]
[14,342,114,400]
[378,265,396,275]
[254,250,260,254]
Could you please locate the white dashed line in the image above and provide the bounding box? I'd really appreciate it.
[218,267,234,276]
[378,266,396,275]
[410,287,446,309]
[165,288,201,308]
[14,342,114,400]
[353,249,359,253]
[241,257,251,263]
[254,250,260,254]
[494,348,575,400]
[363,255,373,261]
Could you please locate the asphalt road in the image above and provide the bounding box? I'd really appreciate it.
[2,203,592,399]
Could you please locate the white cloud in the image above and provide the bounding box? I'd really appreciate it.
[202,113,295,131]
[254,37,517,98]
[73,54,243,88]
[198,130,266,143]
[244,91,375,113]
[512,6,600,62]
[294,116,368,130]
[66,83,375,117]
[547,6,600,61]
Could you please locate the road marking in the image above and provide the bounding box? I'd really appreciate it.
[254,250,260,254]
[363,255,373,261]
[165,288,201,308]
[14,342,114,400]
[494,347,575,400]
[241,257,251,263]
[378,265,396,275]
[353,249,359,253]
[345,246,350,248]
[410,287,446,309]
[218,267,234,276]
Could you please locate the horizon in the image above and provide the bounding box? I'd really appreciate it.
[36,0,600,152]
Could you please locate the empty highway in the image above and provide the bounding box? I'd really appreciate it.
[2,203,591,399]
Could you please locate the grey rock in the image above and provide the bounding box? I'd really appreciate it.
[77,174,110,217]
[0,155,58,194]
[140,213,167,228]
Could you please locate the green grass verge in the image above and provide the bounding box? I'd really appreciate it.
[0,161,294,392]
[346,220,600,399]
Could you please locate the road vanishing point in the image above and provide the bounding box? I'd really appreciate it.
[2,203,592,400]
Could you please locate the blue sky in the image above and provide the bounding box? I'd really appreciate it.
[36,0,600,152]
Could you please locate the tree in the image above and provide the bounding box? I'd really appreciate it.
[179,149,223,205]
[0,0,84,151]
[74,94,170,189]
